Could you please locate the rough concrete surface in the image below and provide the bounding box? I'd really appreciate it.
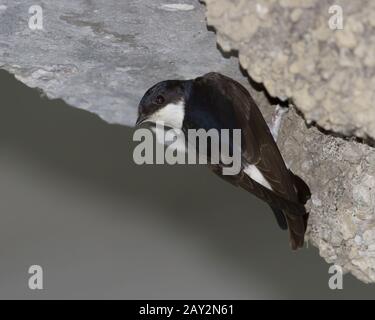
[203,0,375,141]
[0,0,245,126]
[279,108,375,283]
[203,0,375,283]
[0,0,375,283]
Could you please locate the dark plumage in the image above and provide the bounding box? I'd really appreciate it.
[136,72,311,250]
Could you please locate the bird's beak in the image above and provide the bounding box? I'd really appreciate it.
[136,114,148,126]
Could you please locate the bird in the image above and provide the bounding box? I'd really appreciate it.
[136,72,311,250]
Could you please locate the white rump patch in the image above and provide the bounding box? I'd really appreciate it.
[244,164,273,191]
[160,4,195,12]
[148,100,185,130]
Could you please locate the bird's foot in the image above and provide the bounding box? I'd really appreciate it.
[269,104,288,142]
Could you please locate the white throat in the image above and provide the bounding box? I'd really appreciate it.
[148,100,185,129]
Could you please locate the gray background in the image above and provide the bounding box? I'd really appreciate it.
[0,70,374,299]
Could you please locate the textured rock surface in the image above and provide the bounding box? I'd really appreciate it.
[1,0,375,283]
[0,0,245,126]
[203,0,375,141]
[278,108,375,283]
[203,0,375,283]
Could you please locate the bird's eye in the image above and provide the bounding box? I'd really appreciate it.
[155,95,165,105]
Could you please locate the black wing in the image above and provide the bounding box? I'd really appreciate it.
[200,73,310,249]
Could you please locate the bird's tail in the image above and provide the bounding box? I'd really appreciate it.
[284,211,308,250]
[286,171,311,250]
[290,170,311,205]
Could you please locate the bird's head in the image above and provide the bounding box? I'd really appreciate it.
[136,80,190,130]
